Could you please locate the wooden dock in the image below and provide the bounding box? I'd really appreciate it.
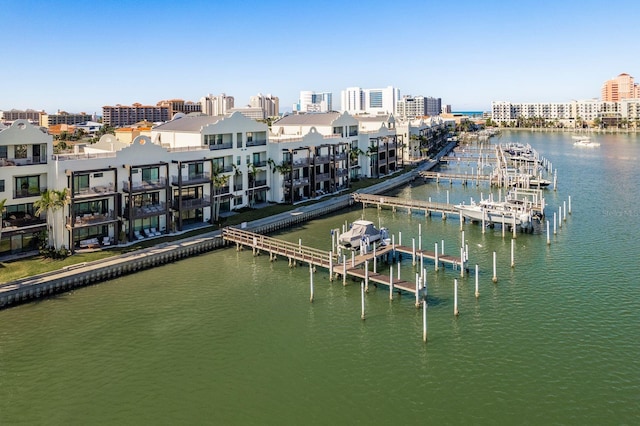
[352,193,460,218]
[221,227,465,296]
[418,170,494,185]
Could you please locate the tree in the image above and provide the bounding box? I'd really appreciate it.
[34,188,69,250]
[210,165,229,224]
[247,162,259,208]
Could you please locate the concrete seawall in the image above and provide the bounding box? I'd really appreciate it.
[0,143,456,310]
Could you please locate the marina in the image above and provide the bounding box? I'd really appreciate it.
[1,131,638,424]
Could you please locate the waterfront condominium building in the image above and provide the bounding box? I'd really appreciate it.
[200,93,235,116]
[491,99,640,126]
[294,91,333,113]
[0,120,52,256]
[102,103,170,127]
[340,86,400,116]
[249,93,279,118]
[39,112,93,127]
[601,73,639,102]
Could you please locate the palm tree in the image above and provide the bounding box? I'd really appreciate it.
[210,165,229,224]
[274,162,293,204]
[247,162,259,208]
[34,189,69,249]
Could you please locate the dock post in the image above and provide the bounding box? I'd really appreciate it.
[492,251,498,283]
[365,260,369,292]
[361,281,366,320]
[309,264,314,303]
[511,238,515,268]
[412,238,416,266]
[399,231,402,246]
[397,261,401,280]
[343,255,347,286]
[568,195,572,214]
[435,243,439,271]
[441,239,445,257]
[454,279,459,316]
[502,216,505,238]
[446,190,450,205]
[558,206,562,229]
[351,251,355,267]
[553,170,557,191]
[299,238,302,254]
[460,247,465,278]
[389,266,394,301]
[415,273,420,308]
[373,246,377,273]
[418,223,422,251]
[420,252,424,275]
[553,212,557,235]
[563,201,567,221]
[331,230,335,254]
[422,300,428,342]
[512,214,517,239]
[423,268,427,297]
[482,209,486,234]
[475,264,479,298]
[329,251,334,281]
[546,220,550,245]
[392,234,396,260]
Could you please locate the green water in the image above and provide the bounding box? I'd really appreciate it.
[1,131,639,424]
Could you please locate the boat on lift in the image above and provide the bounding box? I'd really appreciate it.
[455,198,534,231]
[338,220,389,251]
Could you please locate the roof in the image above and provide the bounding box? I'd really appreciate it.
[273,112,341,127]
[152,115,222,132]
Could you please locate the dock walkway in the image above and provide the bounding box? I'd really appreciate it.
[352,193,460,218]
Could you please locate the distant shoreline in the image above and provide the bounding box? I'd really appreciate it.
[498,127,639,134]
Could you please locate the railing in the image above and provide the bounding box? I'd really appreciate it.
[171,172,211,186]
[233,184,243,192]
[72,183,115,198]
[292,158,310,167]
[285,178,309,187]
[2,215,46,229]
[246,139,267,147]
[315,173,330,181]
[333,153,347,161]
[67,210,117,227]
[122,178,167,192]
[172,197,211,210]
[252,160,267,167]
[14,187,47,199]
[1,157,47,166]
[314,155,331,164]
[122,202,168,219]
[52,152,117,161]
[209,142,233,151]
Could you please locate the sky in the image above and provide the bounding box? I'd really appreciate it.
[1,0,638,115]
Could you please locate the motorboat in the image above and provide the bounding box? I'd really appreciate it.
[338,220,389,250]
[528,177,551,188]
[573,138,600,147]
[455,198,533,230]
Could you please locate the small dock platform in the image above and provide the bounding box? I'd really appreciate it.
[352,193,460,218]
[222,227,464,296]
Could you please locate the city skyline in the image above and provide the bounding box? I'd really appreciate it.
[2,0,639,114]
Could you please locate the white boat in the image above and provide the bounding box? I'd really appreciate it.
[573,139,600,147]
[455,198,533,230]
[528,177,551,188]
[338,220,389,250]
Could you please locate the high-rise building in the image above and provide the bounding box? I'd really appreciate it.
[396,95,426,119]
[340,86,399,115]
[295,91,333,113]
[249,93,279,118]
[39,111,93,127]
[601,73,639,101]
[200,93,235,116]
[102,103,170,127]
[157,99,202,118]
[425,97,442,117]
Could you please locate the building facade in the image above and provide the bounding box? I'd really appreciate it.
[0,109,42,123]
[200,93,235,116]
[249,93,279,118]
[295,91,333,113]
[601,73,639,102]
[340,86,400,115]
[102,104,170,127]
[40,112,93,127]
[157,99,202,118]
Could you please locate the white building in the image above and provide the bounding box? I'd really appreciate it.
[295,91,333,113]
[200,93,235,116]
[340,86,400,115]
[249,93,279,118]
[0,120,52,256]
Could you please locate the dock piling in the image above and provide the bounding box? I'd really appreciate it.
[309,264,314,303]
[511,238,515,268]
[492,251,498,283]
[361,281,366,320]
[475,264,479,298]
[422,300,428,342]
[454,279,459,316]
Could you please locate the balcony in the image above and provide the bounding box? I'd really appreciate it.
[333,152,347,161]
[67,210,117,228]
[209,142,233,151]
[0,157,47,167]
[172,197,211,211]
[292,158,310,167]
[14,187,47,199]
[72,183,115,199]
[122,178,167,193]
[171,172,211,186]
[123,202,168,219]
[246,139,267,147]
[3,212,46,230]
[247,180,268,191]
[314,155,331,164]
[285,177,310,188]
[252,160,267,167]
[315,173,330,182]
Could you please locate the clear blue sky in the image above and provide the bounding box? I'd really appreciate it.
[1,0,638,114]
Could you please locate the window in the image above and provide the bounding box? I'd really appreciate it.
[142,167,159,182]
[369,91,383,108]
[0,146,7,159]
[0,179,4,192]
[246,132,253,143]
[236,156,241,166]
[213,158,225,172]
[332,126,343,136]
[14,144,27,159]
[73,174,90,194]
[15,175,40,198]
